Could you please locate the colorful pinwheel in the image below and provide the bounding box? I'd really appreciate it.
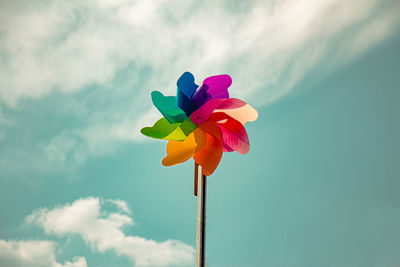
[140,72,258,176]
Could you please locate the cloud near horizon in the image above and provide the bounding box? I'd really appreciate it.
[26,197,195,267]
[0,240,88,267]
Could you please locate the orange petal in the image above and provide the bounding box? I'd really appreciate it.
[198,120,223,142]
[193,127,223,176]
[162,128,206,166]
[193,128,207,153]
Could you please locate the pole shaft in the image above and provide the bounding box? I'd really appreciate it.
[196,163,206,267]
[194,163,198,196]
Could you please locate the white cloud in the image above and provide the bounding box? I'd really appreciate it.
[0,240,87,267]
[0,0,398,107]
[27,197,195,267]
[0,0,399,174]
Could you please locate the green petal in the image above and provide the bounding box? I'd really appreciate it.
[151,91,187,123]
[140,117,197,141]
[180,117,198,136]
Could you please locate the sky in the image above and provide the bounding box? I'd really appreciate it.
[0,0,400,266]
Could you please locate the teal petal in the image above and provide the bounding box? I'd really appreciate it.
[151,91,187,123]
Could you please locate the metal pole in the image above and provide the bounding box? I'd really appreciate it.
[195,163,206,267]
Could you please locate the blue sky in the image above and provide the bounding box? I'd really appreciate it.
[1,0,400,266]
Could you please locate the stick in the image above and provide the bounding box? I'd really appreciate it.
[195,163,206,267]
[194,163,198,196]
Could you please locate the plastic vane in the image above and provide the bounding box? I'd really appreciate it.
[140,72,258,175]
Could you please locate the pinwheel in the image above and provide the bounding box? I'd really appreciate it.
[141,72,257,266]
[141,72,258,176]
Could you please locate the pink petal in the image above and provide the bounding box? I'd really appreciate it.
[190,98,246,125]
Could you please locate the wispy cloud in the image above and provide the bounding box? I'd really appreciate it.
[1,0,398,106]
[108,199,132,214]
[0,0,399,175]
[0,240,87,267]
[27,197,195,267]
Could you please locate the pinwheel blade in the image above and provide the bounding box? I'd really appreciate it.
[215,103,258,125]
[190,98,247,125]
[140,117,197,141]
[151,91,187,123]
[162,128,207,166]
[203,74,231,99]
[209,113,250,154]
[177,72,198,116]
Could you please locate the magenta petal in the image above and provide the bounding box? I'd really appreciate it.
[190,98,246,125]
[203,74,232,99]
[223,142,234,152]
[217,119,250,155]
[199,112,250,155]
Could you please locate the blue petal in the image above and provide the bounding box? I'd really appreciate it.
[176,72,198,116]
